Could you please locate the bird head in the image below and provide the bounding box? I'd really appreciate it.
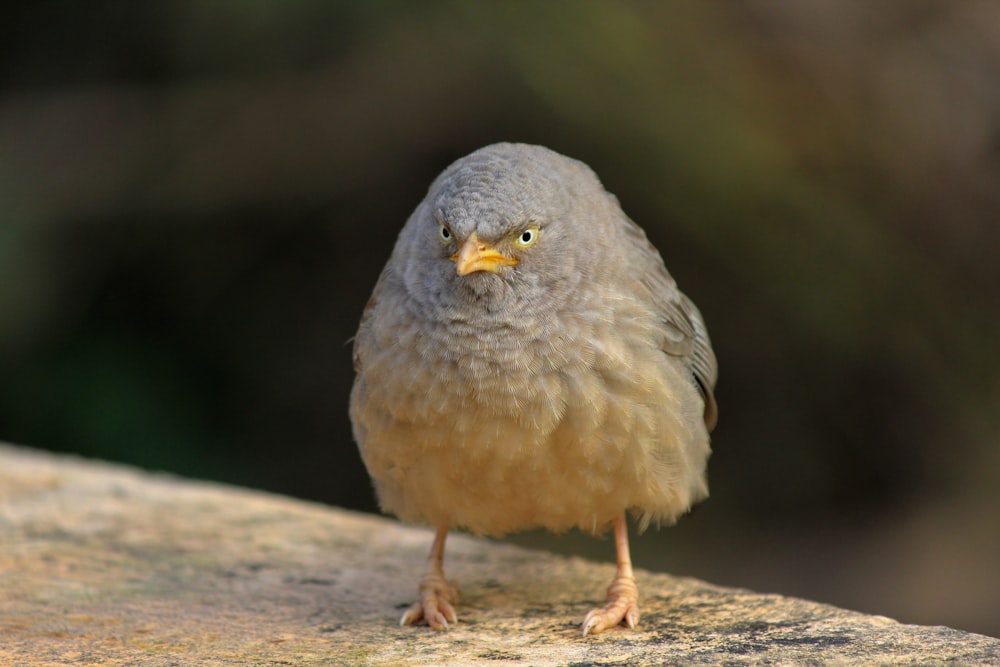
[395,143,618,320]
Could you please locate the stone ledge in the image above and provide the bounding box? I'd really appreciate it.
[1,443,997,666]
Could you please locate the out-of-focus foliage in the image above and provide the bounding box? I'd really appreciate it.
[1,1,997,636]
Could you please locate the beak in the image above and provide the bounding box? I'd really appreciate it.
[451,232,518,275]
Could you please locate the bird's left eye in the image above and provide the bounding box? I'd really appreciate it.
[438,224,453,244]
[515,226,540,248]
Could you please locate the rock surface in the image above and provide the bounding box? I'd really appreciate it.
[1,443,997,666]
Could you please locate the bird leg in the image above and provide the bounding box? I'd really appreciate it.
[582,512,640,636]
[400,527,460,630]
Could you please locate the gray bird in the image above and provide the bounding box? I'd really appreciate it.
[350,143,717,636]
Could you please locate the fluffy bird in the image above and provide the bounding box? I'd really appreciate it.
[350,143,717,636]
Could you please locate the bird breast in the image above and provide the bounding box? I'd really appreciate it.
[350,279,710,535]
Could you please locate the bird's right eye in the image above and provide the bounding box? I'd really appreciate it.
[438,224,453,244]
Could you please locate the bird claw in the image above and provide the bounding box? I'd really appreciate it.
[581,575,640,636]
[400,573,460,631]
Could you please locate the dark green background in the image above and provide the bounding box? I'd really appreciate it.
[2,2,998,636]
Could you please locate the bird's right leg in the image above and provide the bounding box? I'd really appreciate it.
[400,526,460,630]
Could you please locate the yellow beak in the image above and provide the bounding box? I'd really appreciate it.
[451,233,518,275]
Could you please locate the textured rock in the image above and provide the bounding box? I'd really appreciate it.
[1,443,997,666]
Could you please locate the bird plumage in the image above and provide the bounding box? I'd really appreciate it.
[352,142,715,534]
[350,142,717,633]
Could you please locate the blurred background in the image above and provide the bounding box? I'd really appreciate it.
[2,1,998,637]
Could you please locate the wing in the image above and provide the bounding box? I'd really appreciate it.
[622,217,719,432]
[352,264,392,373]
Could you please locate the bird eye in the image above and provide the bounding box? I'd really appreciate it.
[438,224,453,244]
[515,226,540,248]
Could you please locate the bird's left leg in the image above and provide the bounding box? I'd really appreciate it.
[400,527,461,630]
[581,512,640,636]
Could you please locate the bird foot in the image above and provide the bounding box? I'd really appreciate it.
[400,572,461,631]
[581,574,640,636]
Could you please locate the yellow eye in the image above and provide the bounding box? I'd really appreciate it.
[515,225,540,248]
[438,224,453,244]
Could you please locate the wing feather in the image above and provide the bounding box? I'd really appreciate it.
[622,216,718,432]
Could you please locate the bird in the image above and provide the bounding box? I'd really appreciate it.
[350,142,717,636]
